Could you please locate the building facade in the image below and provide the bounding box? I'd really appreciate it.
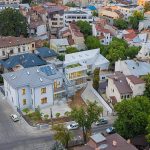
[2,64,69,110]
[0,36,35,59]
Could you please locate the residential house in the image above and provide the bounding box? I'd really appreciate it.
[74,133,138,150]
[138,0,150,6]
[115,59,150,77]
[50,38,69,53]
[137,42,150,61]
[106,71,145,103]
[2,64,68,110]
[0,36,35,59]
[1,53,46,72]
[111,5,143,21]
[27,10,48,40]
[69,22,86,50]
[92,23,113,45]
[0,0,20,4]
[0,4,19,10]
[32,3,64,35]
[35,47,58,61]
[64,10,93,26]
[139,11,150,31]
[98,8,123,25]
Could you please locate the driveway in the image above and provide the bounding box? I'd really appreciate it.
[0,92,54,150]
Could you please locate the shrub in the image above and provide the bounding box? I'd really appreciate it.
[22,108,30,115]
[55,113,61,118]
[43,114,49,120]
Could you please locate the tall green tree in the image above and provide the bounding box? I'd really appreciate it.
[125,46,140,59]
[70,101,103,143]
[114,19,128,29]
[0,8,28,37]
[93,68,100,91]
[52,124,73,148]
[144,2,150,12]
[143,74,150,98]
[66,47,78,54]
[114,96,150,139]
[76,20,92,37]
[129,10,144,29]
[85,36,101,50]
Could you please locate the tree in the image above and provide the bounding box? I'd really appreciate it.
[66,47,78,54]
[76,20,92,37]
[105,38,139,67]
[125,46,140,59]
[93,68,100,91]
[43,114,49,120]
[0,8,28,37]
[43,41,50,48]
[22,0,32,4]
[22,108,30,115]
[57,54,65,61]
[65,2,77,7]
[70,101,103,143]
[85,36,101,50]
[52,124,73,148]
[114,19,128,29]
[144,2,150,12]
[143,74,150,98]
[92,10,98,17]
[129,11,144,29]
[114,96,150,139]
[55,113,61,118]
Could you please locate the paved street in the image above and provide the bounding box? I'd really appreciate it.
[0,92,54,150]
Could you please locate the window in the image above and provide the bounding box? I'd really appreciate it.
[41,97,47,104]
[23,99,26,105]
[22,88,26,95]
[32,44,35,48]
[10,49,13,54]
[2,51,5,56]
[18,48,20,52]
[41,87,46,94]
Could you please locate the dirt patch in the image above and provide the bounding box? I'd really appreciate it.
[68,88,87,109]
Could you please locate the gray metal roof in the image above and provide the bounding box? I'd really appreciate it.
[124,60,150,76]
[90,133,106,143]
[2,64,63,88]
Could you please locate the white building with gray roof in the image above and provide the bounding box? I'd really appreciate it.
[2,64,68,110]
[115,59,150,77]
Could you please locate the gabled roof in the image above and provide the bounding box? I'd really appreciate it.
[3,53,46,69]
[0,36,35,48]
[36,47,57,58]
[108,72,133,94]
[50,38,69,46]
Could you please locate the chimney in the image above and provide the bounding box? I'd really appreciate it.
[127,139,131,144]
[112,140,117,146]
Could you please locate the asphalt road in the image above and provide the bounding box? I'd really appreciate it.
[0,92,114,150]
[0,94,54,150]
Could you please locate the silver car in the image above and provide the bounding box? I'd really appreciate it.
[10,114,19,122]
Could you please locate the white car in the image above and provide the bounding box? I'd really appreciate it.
[10,114,19,122]
[67,123,79,130]
[106,127,116,134]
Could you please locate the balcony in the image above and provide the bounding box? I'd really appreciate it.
[54,85,66,94]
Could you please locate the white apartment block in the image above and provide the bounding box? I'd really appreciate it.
[0,36,35,59]
[2,64,67,110]
[64,49,109,87]
[64,10,93,26]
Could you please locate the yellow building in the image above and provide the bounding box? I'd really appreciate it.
[138,0,150,6]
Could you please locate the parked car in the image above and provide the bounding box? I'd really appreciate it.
[95,118,108,126]
[10,114,19,122]
[106,127,115,134]
[67,123,79,130]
